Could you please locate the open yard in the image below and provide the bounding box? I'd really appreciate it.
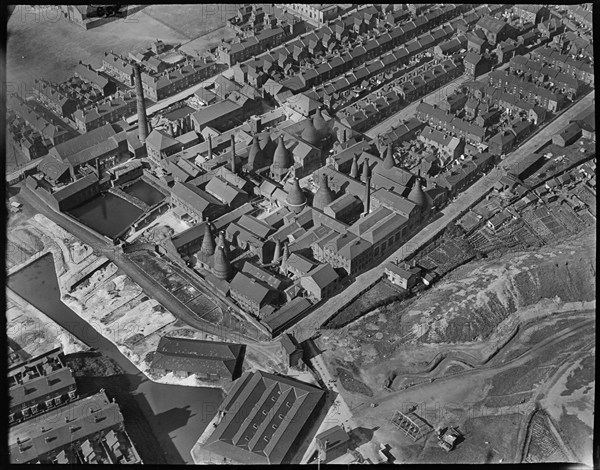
[7,4,234,92]
[414,234,477,276]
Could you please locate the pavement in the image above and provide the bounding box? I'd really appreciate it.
[290,90,595,343]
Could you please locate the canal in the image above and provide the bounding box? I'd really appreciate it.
[7,253,223,464]
[68,193,143,238]
[123,180,165,207]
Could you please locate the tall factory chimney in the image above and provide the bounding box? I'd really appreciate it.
[230,135,237,173]
[133,63,149,144]
[208,135,213,159]
[363,176,371,216]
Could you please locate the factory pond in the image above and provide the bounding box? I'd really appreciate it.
[68,192,144,239]
[123,179,166,207]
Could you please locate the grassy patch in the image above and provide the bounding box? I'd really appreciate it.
[558,410,593,464]
[561,355,595,397]
[336,367,373,397]
[325,281,405,329]
[65,351,123,377]
[483,392,532,408]
[488,365,552,397]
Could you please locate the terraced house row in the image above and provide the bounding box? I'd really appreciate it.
[338,58,462,133]
[415,102,488,145]
[231,3,477,96]
[488,69,567,112]
[527,46,594,86]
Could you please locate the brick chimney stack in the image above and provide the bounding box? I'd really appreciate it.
[364,176,371,215]
[230,135,236,174]
[133,63,149,143]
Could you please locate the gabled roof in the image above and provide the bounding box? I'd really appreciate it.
[230,272,273,306]
[171,181,217,213]
[237,214,273,240]
[242,261,283,290]
[9,391,122,464]
[206,176,247,205]
[146,129,181,151]
[476,15,508,34]
[151,336,243,379]
[204,371,324,464]
[303,263,339,290]
[50,124,116,160]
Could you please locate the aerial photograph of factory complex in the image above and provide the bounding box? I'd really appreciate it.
[5,3,595,465]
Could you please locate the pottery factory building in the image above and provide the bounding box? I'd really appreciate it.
[196,370,325,464]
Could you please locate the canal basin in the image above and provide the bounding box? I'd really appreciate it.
[7,253,223,464]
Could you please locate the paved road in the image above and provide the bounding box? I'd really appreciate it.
[290,90,595,342]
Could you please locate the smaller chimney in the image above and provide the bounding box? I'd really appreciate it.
[364,176,371,215]
[273,238,282,264]
[361,158,370,183]
[69,165,76,181]
[230,135,236,174]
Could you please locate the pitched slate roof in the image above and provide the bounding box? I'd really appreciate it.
[9,391,122,464]
[52,174,99,202]
[151,336,243,379]
[303,263,339,290]
[229,272,273,306]
[50,124,117,160]
[203,370,324,464]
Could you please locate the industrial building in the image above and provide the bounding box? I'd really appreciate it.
[201,370,325,464]
[150,336,245,381]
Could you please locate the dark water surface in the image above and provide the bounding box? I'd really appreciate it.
[68,193,143,238]
[8,253,223,464]
[124,180,165,207]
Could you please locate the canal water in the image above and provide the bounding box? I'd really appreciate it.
[124,180,165,207]
[68,193,143,238]
[7,253,224,464]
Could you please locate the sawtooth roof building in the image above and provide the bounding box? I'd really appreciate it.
[200,370,325,464]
